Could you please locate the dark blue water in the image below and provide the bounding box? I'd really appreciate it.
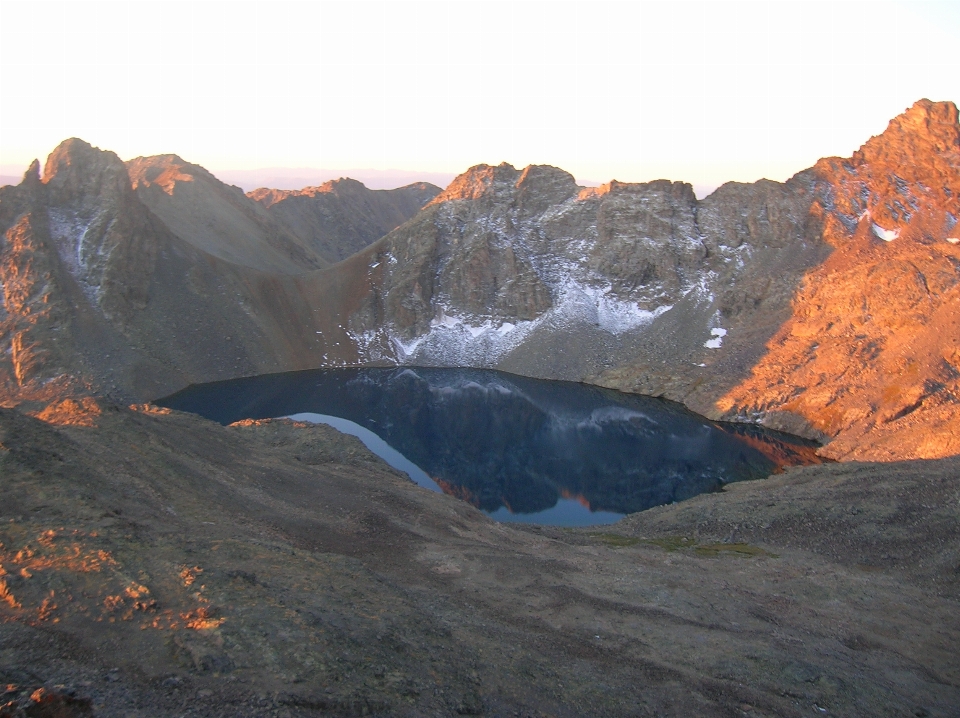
[155,367,823,526]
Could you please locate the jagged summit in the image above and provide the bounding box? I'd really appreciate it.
[718,98,960,459]
[426,162,578,208]
[21,159,41,187]
[126,153,221,195]
[41,138,135,206]
[856,98,960,166]
[248,177,372,208]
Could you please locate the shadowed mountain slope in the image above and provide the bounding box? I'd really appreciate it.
[249,178,440,263]
[126,154,329,274]
[0,140,344,405]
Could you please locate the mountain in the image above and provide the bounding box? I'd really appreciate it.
[319,100,959,461]
[1,100,958,462]
[126,154,329,274]
[0,143,440,407]
[714,100,960,460]
[249,178,441,263]
[212,166,457,193]
[326,164,827,402]
[2,105,959,715]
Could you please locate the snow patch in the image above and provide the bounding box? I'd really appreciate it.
[703,327,726,350]
[387,275,672,367]
[390,309,545,366]
[946,237,960,245]
[555,279,671,335]
[391,333,427,360]
[872,223,899,242]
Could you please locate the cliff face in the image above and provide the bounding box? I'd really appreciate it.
[334,163,828,405]
[249,178,441,263]
[0,141,341,407]
[2,101,958,462]
[717,100,960,460]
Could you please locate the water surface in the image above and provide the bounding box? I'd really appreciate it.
[156,367,822,525]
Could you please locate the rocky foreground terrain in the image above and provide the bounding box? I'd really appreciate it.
[1,403,958,717]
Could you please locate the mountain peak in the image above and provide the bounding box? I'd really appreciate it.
[21,159,41,189]
[426,164,511,206]
[426,163,578,208]
[41,138,133,202]
[126,154,214,195]
[855,98,959,168]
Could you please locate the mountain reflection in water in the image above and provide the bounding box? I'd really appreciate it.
[156,367,824,526]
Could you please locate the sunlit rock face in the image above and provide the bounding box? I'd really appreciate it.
[718,99,960,460]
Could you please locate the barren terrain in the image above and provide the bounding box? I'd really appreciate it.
[2,405,957,716]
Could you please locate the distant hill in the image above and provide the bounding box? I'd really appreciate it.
[213,167,456,193]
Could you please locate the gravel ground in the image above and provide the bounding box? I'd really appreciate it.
[1,405,957,717]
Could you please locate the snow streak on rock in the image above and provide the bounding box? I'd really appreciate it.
[47,207,106,303]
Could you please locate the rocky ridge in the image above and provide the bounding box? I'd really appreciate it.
[0,143,434,407]
[715,99,960,460]
[329,100,959,460]
[126,154,329,274]
[249,178,441,263]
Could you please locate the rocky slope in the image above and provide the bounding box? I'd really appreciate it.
[1,403,957,716]
[715,100,960,460]
[126,155,328,274]
[249,178,440,263]
[1,101,958,462]
[0,140,343,407]
[331,164,826,391]
[0,144,440,411]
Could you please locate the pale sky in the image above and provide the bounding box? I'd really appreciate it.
[1,1,958,191]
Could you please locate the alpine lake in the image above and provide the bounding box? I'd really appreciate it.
[155,367,824,526]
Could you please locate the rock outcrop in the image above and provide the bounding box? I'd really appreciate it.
[334,162,828,404]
